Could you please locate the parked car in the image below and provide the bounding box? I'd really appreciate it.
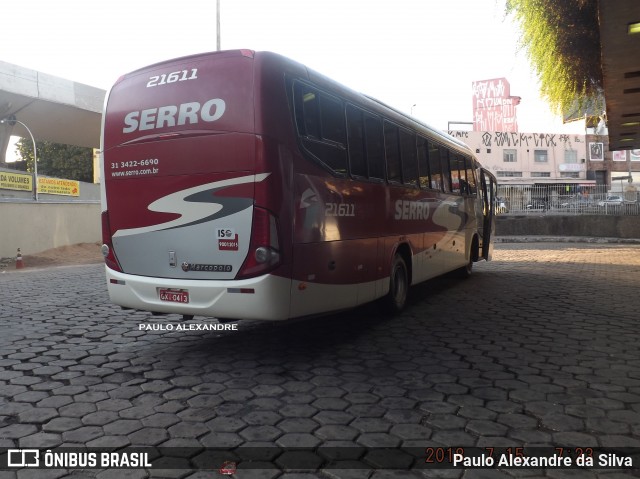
[598,195,624,207]
[560,197,595,209]
[526,199,547,210]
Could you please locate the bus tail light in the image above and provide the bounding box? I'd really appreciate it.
[237,207,281,279]
[101,211,122,272]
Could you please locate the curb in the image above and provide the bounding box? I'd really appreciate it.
[495,236,640,244]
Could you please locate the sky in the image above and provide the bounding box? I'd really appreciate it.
[2,0,584,147]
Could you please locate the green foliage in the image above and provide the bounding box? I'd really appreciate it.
[8,159,28,172]
[15,139,94,183]
[505,0,603,115]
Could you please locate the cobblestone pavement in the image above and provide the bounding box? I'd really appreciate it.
[1,243,640,479]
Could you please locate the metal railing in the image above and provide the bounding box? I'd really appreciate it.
[496,185,640,216]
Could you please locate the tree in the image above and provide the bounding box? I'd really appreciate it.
[505,0,603,115]
[15,139,94,183]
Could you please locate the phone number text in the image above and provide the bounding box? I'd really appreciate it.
[110,159,160,170]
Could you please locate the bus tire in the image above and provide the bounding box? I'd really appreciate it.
[454,256,473,279]
[453,237,477,279]
[385,254,408,314]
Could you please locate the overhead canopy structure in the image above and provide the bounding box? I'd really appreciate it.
[0,61,105,163]
[598,0,640,151]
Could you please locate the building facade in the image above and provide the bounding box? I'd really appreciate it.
[449,130,640,193]
[449,130,589,187]
[585,133,640,192]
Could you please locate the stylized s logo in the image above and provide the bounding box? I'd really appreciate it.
[113,173,270,238]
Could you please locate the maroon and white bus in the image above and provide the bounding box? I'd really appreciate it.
[100,50,497,321]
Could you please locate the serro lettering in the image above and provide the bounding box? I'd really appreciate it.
[394,199,430,220]
[123,98,226,133]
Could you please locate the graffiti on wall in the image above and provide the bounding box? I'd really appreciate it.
[448,131,583,148]
[472,78,520,132]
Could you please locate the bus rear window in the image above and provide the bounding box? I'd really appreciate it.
[104,53,254,148]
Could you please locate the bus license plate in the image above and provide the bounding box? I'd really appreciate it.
[159,289,189,304]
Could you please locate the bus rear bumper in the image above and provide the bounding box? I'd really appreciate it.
[105,267,292,321]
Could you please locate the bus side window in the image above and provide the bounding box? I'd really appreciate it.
[417,137,431,189]
[428,143,443,191]
[293,81,347,175]
[346,105,367,178]
[440,148,452,193]
[450,154,463,195]
[384,122,402,183]
[365,114,385,180]
[465,158,477,195]
[320,95,346,145]
[459,157,470,195]
[456,155,472,195]
[294,83,320,138]
[400,128,418,187]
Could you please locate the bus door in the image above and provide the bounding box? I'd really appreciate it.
[479,168,496,260]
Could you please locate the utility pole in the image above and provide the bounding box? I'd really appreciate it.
[216,0,221,51]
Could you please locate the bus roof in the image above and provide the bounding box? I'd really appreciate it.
[114,50,256,85]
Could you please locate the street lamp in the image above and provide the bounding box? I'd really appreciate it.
[0,115,38,201]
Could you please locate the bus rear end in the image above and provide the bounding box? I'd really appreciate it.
[101,50,290,320]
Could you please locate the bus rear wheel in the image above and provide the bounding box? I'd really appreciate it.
[385,254,408,314]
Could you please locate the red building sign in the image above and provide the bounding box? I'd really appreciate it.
[472,78,520,132]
